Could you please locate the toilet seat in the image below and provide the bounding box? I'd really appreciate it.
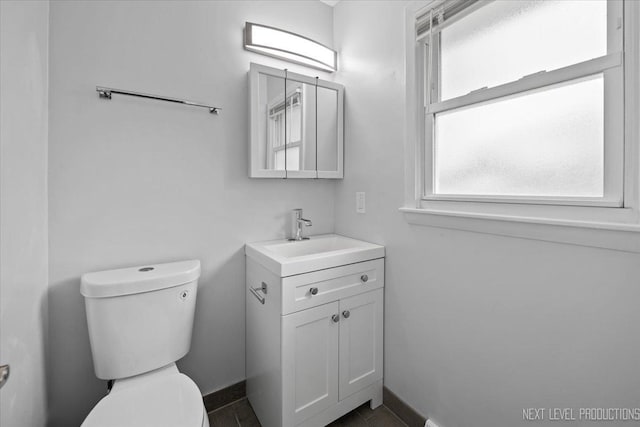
[81,371,205,427]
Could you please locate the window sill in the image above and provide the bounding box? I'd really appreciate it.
[400,206,640,253]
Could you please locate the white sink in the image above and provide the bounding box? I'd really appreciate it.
[245,234,385,277]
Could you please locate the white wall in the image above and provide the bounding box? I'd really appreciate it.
[333,2,640,427]
[0,1,50,426]
[41,1,640,426]
[47,1,335,426]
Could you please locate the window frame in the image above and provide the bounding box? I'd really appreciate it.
[267,88,305,170]
[419,0,624,207]
[402,0,640,249]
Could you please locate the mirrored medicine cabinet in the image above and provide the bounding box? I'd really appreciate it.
[249,63,344,179]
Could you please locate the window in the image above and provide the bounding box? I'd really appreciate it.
[417,0,624,207]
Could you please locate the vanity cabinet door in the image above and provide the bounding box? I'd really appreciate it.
[282,301,339,426]
[338,289,384,400]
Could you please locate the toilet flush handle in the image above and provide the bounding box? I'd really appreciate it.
[0,365,9,389]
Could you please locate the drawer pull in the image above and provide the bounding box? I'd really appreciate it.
[342,310,350,319]
[309,287,319,296]
[332,314,340,323]
[360,274,369,283]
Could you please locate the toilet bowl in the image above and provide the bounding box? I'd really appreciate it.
[80,260,208,427]
[81,364,209,427]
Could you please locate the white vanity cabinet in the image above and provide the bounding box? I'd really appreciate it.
[245,242,384,427]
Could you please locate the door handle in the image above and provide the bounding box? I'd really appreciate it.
[0,365,9,389]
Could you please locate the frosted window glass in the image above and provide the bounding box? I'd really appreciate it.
[434,75,604,197]
[274,149,285,170]
[440,0,607,100]
[274,147,300,171]
[287,102,302,143]
[287,146,300,171]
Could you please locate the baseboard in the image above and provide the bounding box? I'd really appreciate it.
[202,380,246,413]
[383,386,427,427]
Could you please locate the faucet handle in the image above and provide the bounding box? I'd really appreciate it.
[289,208,311,241]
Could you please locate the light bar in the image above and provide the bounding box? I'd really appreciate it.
[244,22,337,72]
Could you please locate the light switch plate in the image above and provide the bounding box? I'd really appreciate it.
[356,192,366,213]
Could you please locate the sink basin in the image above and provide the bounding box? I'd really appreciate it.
[264,235,372,258]
[245,234,384,277]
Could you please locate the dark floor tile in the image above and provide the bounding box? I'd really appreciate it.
[367,406,408,427]
[234,399,261,427]
[208,398,407,427]
[355,402,377,421]
[327,409,368,426]
[208,404,239,427]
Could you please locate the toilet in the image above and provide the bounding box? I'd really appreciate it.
[80,260,209,427]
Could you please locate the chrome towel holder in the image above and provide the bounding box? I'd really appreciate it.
[96,86,221,115]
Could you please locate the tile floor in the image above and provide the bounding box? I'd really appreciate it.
[207,398,408,427]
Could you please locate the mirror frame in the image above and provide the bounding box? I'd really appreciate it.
[249,63,344,179]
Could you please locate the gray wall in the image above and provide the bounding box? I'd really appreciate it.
[0,1,49,426]
[333,1,640,427]
[47,1,335,426]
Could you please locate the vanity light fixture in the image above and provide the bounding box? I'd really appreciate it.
[243,22,337,72]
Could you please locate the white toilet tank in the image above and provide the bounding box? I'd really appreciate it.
[81,260,201,380]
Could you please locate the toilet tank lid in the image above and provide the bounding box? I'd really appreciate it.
[81,260,201,298]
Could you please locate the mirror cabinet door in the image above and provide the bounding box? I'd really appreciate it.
[316,85,341,177]
[249,63,343,179]
[253,70,287,177]
[284,79,317,176]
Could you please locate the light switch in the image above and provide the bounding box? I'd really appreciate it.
[356,192,366,213]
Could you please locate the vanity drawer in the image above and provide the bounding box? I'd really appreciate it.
[281,258,384,315]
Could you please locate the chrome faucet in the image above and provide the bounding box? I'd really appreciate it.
[289,209,312,241]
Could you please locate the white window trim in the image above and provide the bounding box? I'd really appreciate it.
[424,1,623,206]
[402,0,640,253]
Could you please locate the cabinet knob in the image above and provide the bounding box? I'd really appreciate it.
[360,274,369,283]
[310,287,319,296]
[332,314,340,323]
[342,310,350,319]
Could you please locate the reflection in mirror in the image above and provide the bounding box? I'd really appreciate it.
[317,86,338,173]
[285,79,316,172]
[250,63,343,179]
[258,73,286,170]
